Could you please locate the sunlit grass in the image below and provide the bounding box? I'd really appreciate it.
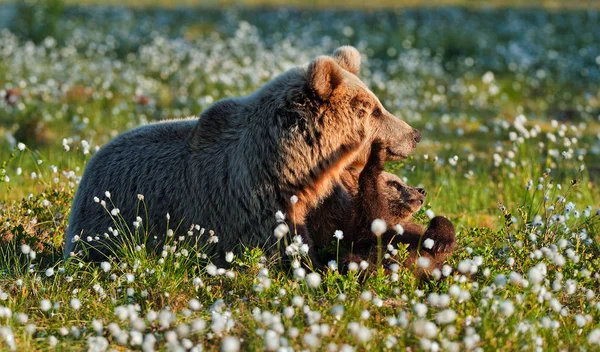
[0,2,599,350]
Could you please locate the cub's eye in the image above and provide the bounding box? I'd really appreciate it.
[388,181,403,191]
[372,108,382,118]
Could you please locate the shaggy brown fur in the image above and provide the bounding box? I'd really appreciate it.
[64,46,421,266]
[307,142,456,276]
[347,142,456,275]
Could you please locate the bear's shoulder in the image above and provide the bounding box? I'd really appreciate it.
[118,118,197,143]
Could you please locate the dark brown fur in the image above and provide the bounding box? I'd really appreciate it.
[348,142,456,275]
[308,143,456,276]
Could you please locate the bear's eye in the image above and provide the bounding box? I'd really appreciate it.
[388,181,403,192]
[372,108,382,118]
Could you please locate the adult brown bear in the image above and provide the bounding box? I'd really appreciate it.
[64,46,421,265]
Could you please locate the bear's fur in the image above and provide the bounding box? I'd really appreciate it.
[307,168,425,249]
[64,46,421,265]
[308,142,455,274]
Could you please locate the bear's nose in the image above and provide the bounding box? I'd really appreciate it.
[417,188,427,196]
[412,128,421,143]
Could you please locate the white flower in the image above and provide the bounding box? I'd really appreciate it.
[509,272,523,285]
[371,219,387,236]
[273,223,289,239]
[360,291,372,301]
[413,319,438,338]
[100,262,111,273]
[15,313,28,325]
[290,195,299,205]
[423,238,435,249]
[299,244,309,256]
[528,266,544,284]
[575,314,587,327]
[17,142,26,151]
[206,264,218,276]
[275,211,285,222]
[292,296,304,307]
[360,260,369,270]
[457,260,473,274]
[334,230,344,240]
[442,265,452,277]
[588,329,600,345]
[395,224,404,235]
[70,298,81,310]
[20,244,31,255]
[45,268,55,277]
[328,260,338,271]
[417,257,431,269]
[330,305,344,319]
[499,300,514,317]
[126,273,135,283]
[494,274,507,287]
[293,268,306,280]
[482,71,495,84]
[425,209,435,219]
[104,191,111,198]
[40,299,52,312]
[306,273,322,289]
[436,309,456,324]
[291,259,300,269]
[189,298,202,311]
[221,336,240,352]
[225,252,234,263]
[348,262,359,271]
[413,304,428,319]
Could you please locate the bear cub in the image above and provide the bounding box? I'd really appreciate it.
[344,142,456,275]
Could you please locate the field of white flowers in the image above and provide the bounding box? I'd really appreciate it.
[0,1,599,351]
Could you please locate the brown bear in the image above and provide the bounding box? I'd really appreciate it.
[307,142,456,275]
[345,142,456,274]
[63,46,422,265]
[308,169,427,248]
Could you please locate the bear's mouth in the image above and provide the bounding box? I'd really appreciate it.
[386,147,408,161]
[409,198,424,207]
[406,195,425,210]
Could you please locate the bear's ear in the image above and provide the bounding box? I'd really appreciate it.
[332,46,361,75]
[308,56,344,100]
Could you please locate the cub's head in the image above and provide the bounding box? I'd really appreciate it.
[380,172,426,222]
[306,46,420,163]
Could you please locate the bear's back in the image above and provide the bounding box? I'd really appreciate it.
[65,118,199,259]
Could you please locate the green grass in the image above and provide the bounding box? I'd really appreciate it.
[0,2,599,351]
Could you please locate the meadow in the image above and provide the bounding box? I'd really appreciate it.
[0,1,599,350]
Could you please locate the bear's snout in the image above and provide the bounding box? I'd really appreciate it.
[412,128,422,144]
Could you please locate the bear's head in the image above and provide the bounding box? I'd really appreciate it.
[380,172,426,222]
[306,46,421,166]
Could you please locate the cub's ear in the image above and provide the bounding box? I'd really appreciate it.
[332,46,361,75]
[308,56,344,100]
